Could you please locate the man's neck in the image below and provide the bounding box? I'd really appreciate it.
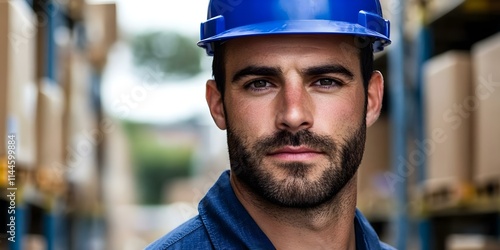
[230,173,358,250]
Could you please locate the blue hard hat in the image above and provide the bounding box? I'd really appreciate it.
[198,0,391,55]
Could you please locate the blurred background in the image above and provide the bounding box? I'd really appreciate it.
[0,0,499,249]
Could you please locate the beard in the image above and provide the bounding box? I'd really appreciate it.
[227,121,366,209]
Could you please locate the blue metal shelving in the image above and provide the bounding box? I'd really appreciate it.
[9,206,25,250]
[415,25,432,250]
[387,0,409,249]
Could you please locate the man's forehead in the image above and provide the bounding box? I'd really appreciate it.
[222,34,362,64]
[222,34,362,72]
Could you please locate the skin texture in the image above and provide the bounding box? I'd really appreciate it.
[206,35,384,250]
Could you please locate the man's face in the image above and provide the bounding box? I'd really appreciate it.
[206,35,383,208]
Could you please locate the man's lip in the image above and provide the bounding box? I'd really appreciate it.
[267,146,324,161]
[268,146,323,155]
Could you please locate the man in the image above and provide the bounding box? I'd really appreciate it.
[147,0,394,249]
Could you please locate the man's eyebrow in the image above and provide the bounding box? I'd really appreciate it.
[302,64,355,80]
[231,66,282,83]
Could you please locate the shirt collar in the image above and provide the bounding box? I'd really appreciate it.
[354,208,384,250]
[199,170,382,249]
[198,170,275,249]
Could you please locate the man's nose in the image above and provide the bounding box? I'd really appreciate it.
[275,83,314,133]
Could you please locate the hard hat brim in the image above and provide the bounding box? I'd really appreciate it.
[198,20,391,55]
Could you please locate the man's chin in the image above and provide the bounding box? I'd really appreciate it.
[240,168,336,207]
[263,159,331,181]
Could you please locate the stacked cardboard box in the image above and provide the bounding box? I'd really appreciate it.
[426,0,464,18]
[0,0,37,171]
[84,3,117,71]
[63,47,102,212]
[36,78,66,195]
[447,234,500,250]
[357,116,393,217]
[471,33,500,186]
[423,51,473,207]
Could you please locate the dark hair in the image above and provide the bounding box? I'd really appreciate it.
[212,37,374,100]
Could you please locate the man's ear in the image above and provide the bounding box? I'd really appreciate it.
[366,71,384,127]
[206,79,227,130]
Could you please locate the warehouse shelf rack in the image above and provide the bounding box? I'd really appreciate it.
[366,0,500,249]
[418,0,500,248]
[1,0,109,249]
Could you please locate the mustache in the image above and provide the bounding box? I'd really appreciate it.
[254,130,337,155]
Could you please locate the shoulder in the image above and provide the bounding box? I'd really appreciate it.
[145,216,213,250]
[354,209,397,250]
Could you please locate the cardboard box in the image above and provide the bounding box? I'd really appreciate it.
[35,78,67,195]
[357,116,393,216]
[66,49,94,139]
[36,78,64,168]
[0,0,37,167]
[0,3,7,160]
[423,51,473,190]
[471,32,500,183]
[447,234,500,250]
[426,0,464,18]
[63,48,100,187]
[84,3,117,71]
[67,0,86,21]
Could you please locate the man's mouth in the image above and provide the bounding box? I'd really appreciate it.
[267,146,324,161]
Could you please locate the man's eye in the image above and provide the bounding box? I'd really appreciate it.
[316,79,337,86]
[248,80,271,89]
[312,78,345,88]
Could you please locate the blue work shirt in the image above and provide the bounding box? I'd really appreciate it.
[146,170,395,250]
